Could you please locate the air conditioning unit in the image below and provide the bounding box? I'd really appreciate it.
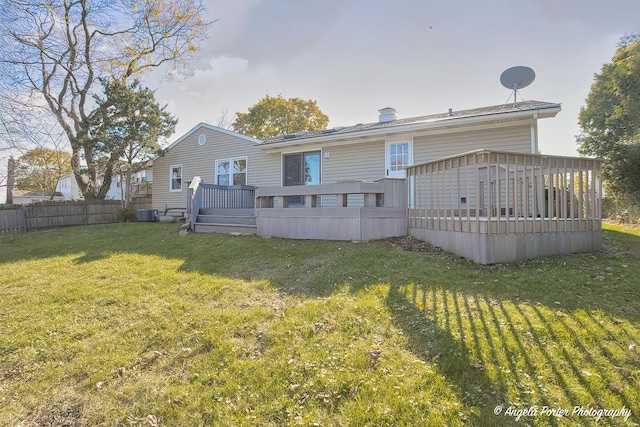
[137,209,157,222]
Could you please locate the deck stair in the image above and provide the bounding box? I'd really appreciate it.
[193,208,256,234]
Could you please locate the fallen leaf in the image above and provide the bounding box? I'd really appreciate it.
[613,366,634,378]
[608,382,623,394]
[147,415,158,427]
[369,350,381,361]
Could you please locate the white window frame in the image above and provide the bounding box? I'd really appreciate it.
[215,156,248,186]
[385,138,413,179]
[169,164,183,192]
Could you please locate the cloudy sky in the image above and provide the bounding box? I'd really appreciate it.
[146,0,638,157]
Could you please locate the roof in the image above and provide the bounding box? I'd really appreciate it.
[260,100,560,147]
[13,191,64,198]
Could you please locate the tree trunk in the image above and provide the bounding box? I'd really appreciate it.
[125,167,132,209]
[6,157,15,204]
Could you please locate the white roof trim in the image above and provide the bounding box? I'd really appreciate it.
[257,106,560,152]
[163,122,262,152]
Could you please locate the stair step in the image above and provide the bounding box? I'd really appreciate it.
[198,208,255,216]
[194,222,257,235]
[196,215,256,225]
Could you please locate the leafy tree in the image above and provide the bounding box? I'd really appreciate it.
[578,34,640,202]
[0,0,209,199]
[15,148,72,198]
[89,79,176,204]
[233,95,329,139]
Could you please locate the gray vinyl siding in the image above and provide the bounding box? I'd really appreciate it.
[319,124,531,186]
[321,140,386,183]
[408,124,532,213]
[413,124,532,164]
[153,126,280,211]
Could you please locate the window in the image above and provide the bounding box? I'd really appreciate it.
[170,164,182,192]
[385,139,413,179]
[215,157,247,186]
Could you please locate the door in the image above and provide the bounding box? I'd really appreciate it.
[283,151,321,205]
[385,139,413,179]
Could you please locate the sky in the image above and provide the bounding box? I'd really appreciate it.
[146,0,638,155]
[1,0,639,203]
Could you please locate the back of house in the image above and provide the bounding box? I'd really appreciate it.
[152,101,560,213]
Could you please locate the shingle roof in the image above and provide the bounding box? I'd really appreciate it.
[261,100,560,145]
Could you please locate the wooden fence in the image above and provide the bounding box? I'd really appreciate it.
[0,201,121,235]
[0,209,26,235]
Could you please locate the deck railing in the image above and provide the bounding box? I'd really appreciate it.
[255,179,406,241]
[255,180,405,209]
[201,184,256,209]
[188,177,256,224]
[406,150,603,235]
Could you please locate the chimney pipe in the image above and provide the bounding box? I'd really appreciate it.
[378,107,398,123]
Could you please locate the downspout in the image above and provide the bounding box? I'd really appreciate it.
[530,112,539,154]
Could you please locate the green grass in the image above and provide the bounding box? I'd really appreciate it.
[0,223,639,426]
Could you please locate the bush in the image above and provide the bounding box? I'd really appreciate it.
[602,194,640,224]
[116,205,135,222]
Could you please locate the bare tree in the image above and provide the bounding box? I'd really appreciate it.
[216,108,237,130]
[0,0,210,199]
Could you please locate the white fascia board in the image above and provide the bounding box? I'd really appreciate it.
[256,106,560,153]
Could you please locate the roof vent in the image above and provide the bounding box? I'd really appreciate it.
[378,107,397,123]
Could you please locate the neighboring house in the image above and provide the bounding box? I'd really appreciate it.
[56,160,154,201]
[11,190,65,205]
[153,100,560,212]
[56,174,83,200]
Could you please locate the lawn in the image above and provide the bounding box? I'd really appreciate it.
[0,223,638,426]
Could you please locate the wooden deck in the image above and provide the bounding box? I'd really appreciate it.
[255,179,406,241]
[406,150,603,264]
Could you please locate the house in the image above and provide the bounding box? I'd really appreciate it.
[55,174,83,200]
[153,100,560,211]
[11,190,65,205]
[152,100,603,264]
[56,160,153,201]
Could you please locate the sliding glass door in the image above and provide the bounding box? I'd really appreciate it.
[283,151,320,205]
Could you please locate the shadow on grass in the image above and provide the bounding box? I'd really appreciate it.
[385,283,514,426]
[1,224,639,321]
[2,223,640,423]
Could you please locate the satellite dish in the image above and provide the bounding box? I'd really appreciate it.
[500,66,535,107]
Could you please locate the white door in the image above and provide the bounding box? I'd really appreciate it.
[385,139,413,179]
